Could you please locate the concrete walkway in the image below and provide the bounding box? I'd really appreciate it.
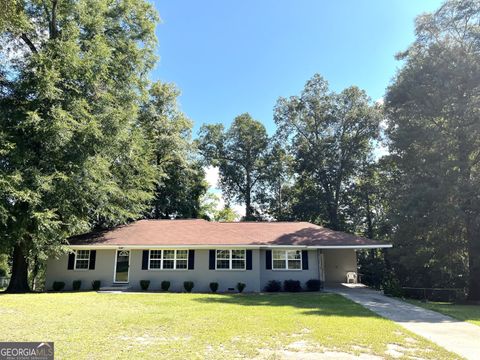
[328,284,480,360]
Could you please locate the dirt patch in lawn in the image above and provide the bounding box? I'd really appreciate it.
[254,340,384,360]
[254,348,384,360]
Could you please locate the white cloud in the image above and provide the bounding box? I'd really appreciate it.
[203,166,245,220]
[205,165,219,189]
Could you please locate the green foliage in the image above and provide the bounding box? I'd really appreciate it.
[357,250,386,290]
[198,113,270,220]
[385,0,480,298]
[209,282,219,293]
[283,280,302,292]
[139,81,207,219]
[199,192,239,221]
[72,280,81,291]
[382,273,404,298]
[0,253,8,276]
[161,281,170,292]
[91,280,101,291]
[0,0,159,291]
[214,206,239,222]
[273,74,382,230]
[264,280,281,292]
[52,281,65,292]
[236,282,246,293]
[183,281,194,293]
[305,279,322,291]
[140,280,150,291]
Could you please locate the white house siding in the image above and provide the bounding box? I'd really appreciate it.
[259,249,321,291]
[128,249,262,292]
[45,249,116,291]
[45,248,357,292]
[323,249,357,283]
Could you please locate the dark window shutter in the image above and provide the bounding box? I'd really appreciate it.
[89,250,96,270]
[246,250,252,270]
[188,250,195,270]
[302,250,309,270]
[266,250,272,270]
[142,250,149,270]
[209,250,215,270]
[68,253,75,270]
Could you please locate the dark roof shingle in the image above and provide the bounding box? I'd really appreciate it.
[69,219,390,248]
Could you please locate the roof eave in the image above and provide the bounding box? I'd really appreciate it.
[67,244,392,250]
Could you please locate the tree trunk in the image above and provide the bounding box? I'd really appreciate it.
[466,218,480,301]
[5,243,30,293]
[245,172,253,220]
[365,191,374,239]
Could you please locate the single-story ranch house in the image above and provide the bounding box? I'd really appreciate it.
[46,219,392,292]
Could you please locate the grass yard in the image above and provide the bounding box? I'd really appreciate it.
[0,292,457,359]
[406,299,480,327]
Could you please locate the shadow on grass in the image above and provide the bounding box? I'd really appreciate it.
[193,292,380,318]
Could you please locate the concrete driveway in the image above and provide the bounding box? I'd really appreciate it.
[327,284,480,360]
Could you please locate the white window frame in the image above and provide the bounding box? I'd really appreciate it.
[215,249,246,270]
[74,250,90,270]
[148,249,189,270]
[272,249,302,271]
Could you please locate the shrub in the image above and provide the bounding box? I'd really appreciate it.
[382,273,404,298]
[160,281,170,291]
[0,268,6,277]
[52,281,65,291]
[209,282,219,293]
[264,280,281,292]
[305,279,322,291]
[236,282,246,293]
[184,281,194,293]
[72,280,82,291]
[91,280,101,291]
[284,279,302,292]
[140,280,150,291]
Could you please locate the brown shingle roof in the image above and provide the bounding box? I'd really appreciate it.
[68,219,390,248]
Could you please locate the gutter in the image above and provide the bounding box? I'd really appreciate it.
[67,244,393,250]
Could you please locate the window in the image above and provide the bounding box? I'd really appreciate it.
[148,250,189,270]
[75,250,90,270]
[272,250,302,270]
[216,249,245,270]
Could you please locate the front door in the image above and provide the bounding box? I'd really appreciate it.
[114,250,130,283]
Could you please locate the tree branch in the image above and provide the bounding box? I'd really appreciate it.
[20,33,38,53]
[50,0,58,39]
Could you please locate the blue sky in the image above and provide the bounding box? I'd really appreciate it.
[150,0,443,135]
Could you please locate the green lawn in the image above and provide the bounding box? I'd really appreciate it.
[0,292,457,359]
[406,299,480,327]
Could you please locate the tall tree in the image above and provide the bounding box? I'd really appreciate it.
[261,143,294,221]
[139,81,207,219]
[385,0,480,299]
[198,113,270,220]
[274,74,382,230]
[0,0,158,292]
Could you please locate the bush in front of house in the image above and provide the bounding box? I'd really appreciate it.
[72,280,82,291]
[52,281,65,291]
[161,281,170,291]
[183,281,194,293]
[284,280,302,292]
[91,280,101,291]
[140,280,150,291]
[236,282,246,293]
[264,280,281,292]
[305,279,322,291]
[382,272,404,298]
[209,282,219,293]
